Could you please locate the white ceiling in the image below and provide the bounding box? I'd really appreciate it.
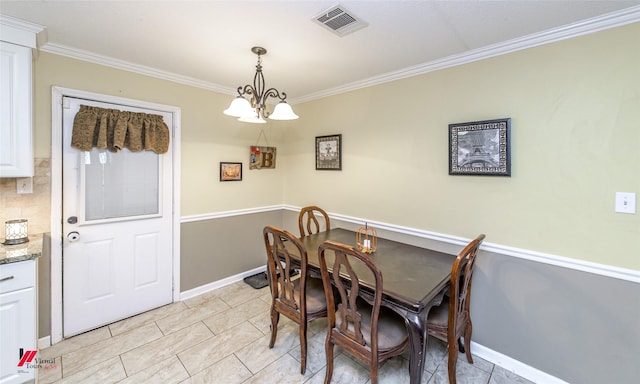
[2,1,639,104]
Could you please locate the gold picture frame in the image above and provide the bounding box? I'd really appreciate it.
[220,162,242,181]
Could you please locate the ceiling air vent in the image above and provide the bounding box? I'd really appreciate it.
[313,5,368,37]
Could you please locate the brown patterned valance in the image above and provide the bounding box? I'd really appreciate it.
[71,105,170,154]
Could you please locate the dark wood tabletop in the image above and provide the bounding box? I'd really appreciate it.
[294,228,456,384]
[297,228,454,312]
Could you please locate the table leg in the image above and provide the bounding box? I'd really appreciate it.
[404,290,447,384]
[405,311,427,384]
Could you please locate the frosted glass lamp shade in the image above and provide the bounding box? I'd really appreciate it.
[269,101,299,120]
[3,219,29,245]
[238,115,267,124]
[224,97,256,118]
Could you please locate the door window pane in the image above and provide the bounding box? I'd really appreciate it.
[84,148,160,221]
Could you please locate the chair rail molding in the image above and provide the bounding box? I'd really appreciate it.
[180,205,283,223]
[284,206,640,283]
[182,205,640,284]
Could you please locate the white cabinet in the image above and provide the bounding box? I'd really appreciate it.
[0,41,32,177]
[0,260,37,384]
[0,16,43,178]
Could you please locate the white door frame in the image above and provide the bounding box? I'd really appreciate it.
[50,86,181,344]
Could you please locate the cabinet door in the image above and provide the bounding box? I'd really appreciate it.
[0,287,36,384]
[0,41,33,177]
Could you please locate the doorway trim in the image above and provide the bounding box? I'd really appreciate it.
[50,86,181,344]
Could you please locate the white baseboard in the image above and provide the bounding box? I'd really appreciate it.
[179,265,266,301]
[470,341,569,384]
[38,336,51,349]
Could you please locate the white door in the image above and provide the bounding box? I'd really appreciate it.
[62,97,174,337]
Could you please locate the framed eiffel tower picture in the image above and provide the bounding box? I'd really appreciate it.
[449,118,511,176]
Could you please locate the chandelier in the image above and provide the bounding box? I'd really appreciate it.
[223,46,299,124]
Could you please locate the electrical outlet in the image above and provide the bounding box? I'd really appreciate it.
[16,177,33,194]
[615,192,636,214]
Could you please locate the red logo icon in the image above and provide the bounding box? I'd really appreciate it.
[17,349,37,367]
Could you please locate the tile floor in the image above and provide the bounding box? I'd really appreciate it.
[37,281,535,384]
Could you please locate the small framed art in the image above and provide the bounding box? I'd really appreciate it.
[220,162,242,181]
[449,118,511,176]
[249,146,277,169]
[316,134,342,170]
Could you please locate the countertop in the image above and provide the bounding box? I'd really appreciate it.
[0,235,42,264]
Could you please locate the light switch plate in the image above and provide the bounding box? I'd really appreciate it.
[615,192,636,214]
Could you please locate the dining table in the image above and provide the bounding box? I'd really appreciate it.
[290,228,456,384]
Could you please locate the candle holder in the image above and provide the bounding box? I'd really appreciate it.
[356,223,377,254]
[3,219,29,245]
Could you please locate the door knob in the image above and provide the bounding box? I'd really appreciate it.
[67,231,80,242]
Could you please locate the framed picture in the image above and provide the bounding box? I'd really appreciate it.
[449,118,511,176]
[249,146,277,169]
[220,162,242,181]
[316,134,342,170]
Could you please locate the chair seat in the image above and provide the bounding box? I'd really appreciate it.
[336,297,408,351]
[293,277,328,313]
[427,295,450,328]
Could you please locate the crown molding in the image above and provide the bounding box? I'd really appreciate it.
[37,6,640,103]
[0,14,45,34]
[0,14,45,48]
[291,5,640,103]
[40,42,236,95]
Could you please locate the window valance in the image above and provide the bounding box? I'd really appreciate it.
[71,105,170,154]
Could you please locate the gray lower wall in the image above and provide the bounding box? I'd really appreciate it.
[180,210,283,291]
[473,250,639,384]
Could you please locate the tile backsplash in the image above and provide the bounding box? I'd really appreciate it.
[0,158,51,240]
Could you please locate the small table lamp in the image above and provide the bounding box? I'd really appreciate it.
[3,219,29,245]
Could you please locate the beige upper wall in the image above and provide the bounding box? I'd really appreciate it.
[283,22,640,270]
[31,22,639,270]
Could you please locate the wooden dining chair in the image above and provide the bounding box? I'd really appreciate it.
[427,234,486,384]
[298,205,331,237]
[262,225,329,374]
[318,240,409,384]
